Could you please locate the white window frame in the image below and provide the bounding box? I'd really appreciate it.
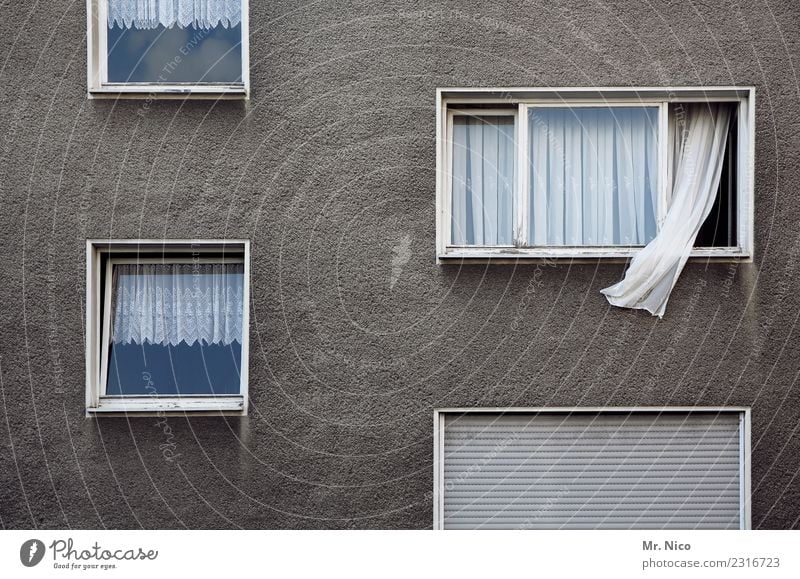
[433,407,752,530]
[85,240,251,415]
[436,87,755,262]
[86,0,250,99]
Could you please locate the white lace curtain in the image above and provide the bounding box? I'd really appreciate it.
[111,263,244,346]
[107,0,242,30]
[601,104,732,317]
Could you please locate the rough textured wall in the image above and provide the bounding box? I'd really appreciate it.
[1,0,799,529]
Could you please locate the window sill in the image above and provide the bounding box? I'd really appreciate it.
[438,246,752,263]
[87,395,246,416]
[88,85,248,100]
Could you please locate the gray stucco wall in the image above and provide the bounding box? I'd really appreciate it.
[1,1,799,529]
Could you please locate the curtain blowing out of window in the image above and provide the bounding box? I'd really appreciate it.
[107,0,242,29]
[111,263,244,346]
[601,104,732,317]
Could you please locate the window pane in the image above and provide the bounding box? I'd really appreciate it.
[107,263,244,396]
[441,412,743,530]
[450,115,515,246]
[528,107,659,246]
[107,341,241,395]
[106,0,243,84]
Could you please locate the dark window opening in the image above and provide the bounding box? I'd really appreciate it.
[695,105,738,247]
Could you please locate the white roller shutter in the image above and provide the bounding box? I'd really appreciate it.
[438,410,747,530]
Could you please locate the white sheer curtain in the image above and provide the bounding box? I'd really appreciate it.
[451,115,515,245]
[529,107,659,246]
[601,104,732,317]
[107,0,242,29]
[111,263,244,346]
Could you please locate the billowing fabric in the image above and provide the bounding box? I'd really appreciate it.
[107,0,242,30]
[111,263,244,346]
[601,104,732,317]
[450,115,515,245]
[528,107,659,246]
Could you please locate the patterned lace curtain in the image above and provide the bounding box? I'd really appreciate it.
[111,263,244,346]
[107,0,242,29]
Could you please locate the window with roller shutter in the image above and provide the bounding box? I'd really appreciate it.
[434,409,750,530]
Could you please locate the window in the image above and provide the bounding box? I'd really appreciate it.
[86,241,250,414]
[434,408,751,530]
[87,1,249,97]
[436,88,754,260]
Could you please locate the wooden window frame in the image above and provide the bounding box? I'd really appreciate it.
[86,0,250,99]
[85,240,250,416]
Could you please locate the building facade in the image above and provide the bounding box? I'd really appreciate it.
[1,1,799,529]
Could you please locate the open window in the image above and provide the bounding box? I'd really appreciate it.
[86,240,250,415]
[436,88,754,261]
[87,1,249,98]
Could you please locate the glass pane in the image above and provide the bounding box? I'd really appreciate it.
[107,341,242,395]
[106,263,244,396]
[528,107,659,246]
[107,2,243,85]
[450,115,515,246]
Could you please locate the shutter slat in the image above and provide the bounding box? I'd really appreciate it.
[445,523,735,530]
